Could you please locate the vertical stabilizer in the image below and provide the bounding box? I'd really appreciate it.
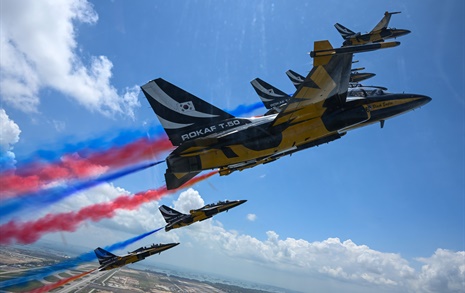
[94,247,116,265]
[334,23,356,39]
[141,78,234,146]
[159,205,186,224]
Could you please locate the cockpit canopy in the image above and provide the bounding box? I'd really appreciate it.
[348,87,387,98]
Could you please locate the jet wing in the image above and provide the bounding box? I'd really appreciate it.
[270,40,352,129]
[371,11,401,32]
[190,206,214,216]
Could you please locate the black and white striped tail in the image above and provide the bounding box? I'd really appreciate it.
[334,23,356,39]
[250,78,290,109]
[285,70,305,89]
[141,78,234,146]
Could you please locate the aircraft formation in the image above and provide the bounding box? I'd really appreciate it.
[93,199,246,270]
[95,11,429,272]
[141,11,429,190]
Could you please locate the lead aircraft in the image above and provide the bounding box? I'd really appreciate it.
[141,41,431,190]
[335,11,410,46]
[94,243,179,271]
[159,200,246,231]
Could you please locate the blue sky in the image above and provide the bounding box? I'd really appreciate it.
[1,1,464,292]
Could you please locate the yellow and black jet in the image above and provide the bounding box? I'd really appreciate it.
[141,40,430,190]
[94,243,179,271]
[335,11,410,46]
[159,200,246,231]
[253,68,377,114]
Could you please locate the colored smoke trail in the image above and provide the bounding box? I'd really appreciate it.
[0,160,165,220]
[26,269,96,293]
[1,136,173,198]
[3,101,262,171]
[12,125,166,166]
[229,101,264,116]
[0,101,262,196]
[0,171,217,245]
[0,228,163,289]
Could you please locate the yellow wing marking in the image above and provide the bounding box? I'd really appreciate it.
[272,65,336,127]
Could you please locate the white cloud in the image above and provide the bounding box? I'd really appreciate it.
[0,109,21,168]
[0,109,20,151]
[166,188,465,293]
[247,213,257,221]
[173,188,205,214]
[38,187,465,293]
[0,0,140,118]
[414,249,465,293]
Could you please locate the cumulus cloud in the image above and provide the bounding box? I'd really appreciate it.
[0,0,140,117]
[43,187,463,293]
[166,188,464,293]
[414,249,465,292]
[173,188,205,214]
[0,109,21,168]
[247,213,257,221]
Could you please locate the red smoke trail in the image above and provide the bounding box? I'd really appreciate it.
[0,171,217,245]
[26,269,96,293]
[0,136,173,198]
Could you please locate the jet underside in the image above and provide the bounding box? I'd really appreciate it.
[167,92,430,177]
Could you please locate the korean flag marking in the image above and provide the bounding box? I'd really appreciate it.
[179,101,195,112]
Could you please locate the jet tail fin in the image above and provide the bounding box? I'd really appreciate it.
[141,78,235,146]
[371,11,401,32]
[334,23,356,39]
[250,78,290,109]
[286,70,305,89]
[159,204,187,223]
[94,247,116,265]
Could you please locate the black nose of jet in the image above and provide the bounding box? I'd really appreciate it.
[418,95,432,106]
[393,29,411,38]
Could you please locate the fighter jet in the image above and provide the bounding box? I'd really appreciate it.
[94,243,179,271]
[335,11,411,46]
[141,40,430,189]
[252,68,377,114]
[159,199,247,231]
[287,68,375,88]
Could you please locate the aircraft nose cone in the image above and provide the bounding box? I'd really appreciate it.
[236,199,247,206]
[394,29,411,37]
[418,95,432,106]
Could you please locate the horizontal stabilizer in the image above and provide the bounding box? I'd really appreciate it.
[165,171,201,190]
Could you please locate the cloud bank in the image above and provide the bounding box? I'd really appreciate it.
[163,189,464,293]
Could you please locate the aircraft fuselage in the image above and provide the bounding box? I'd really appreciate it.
[343,28,411,46]
[98,243,179,271]
[166,93,430,176]
[165,200,246,231]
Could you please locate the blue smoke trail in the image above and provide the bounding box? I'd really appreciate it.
[0,227,164,288]
[0,160,164,220]
[229,102,264,116]
[3,102,264,171]
[12,125,165,167]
